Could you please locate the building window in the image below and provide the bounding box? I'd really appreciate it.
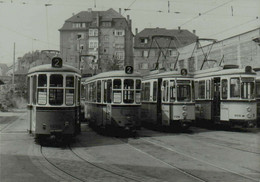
[139,63,148,70]
[89,41,98,48]
[115,44,124,49]
[72,23,86,28]
[140,38,148,44]
[77,33,84,40]
[115,51,125,60]
[114,29,125,36]
[143,50,148,57]
[104,35,109,41]
[102,22,111,27]
[89,29,98,36]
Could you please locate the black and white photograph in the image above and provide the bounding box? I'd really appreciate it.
[0,0,260,181]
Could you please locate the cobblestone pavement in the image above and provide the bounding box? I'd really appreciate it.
[1,110,260,182]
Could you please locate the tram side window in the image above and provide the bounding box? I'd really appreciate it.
[49,74,63,105]
[38,74,47,87]
[65,76,75,105]
[103,80,107,103]
[32,75,37,104]
[191,80,195,101]
[194,81,199,99]
[136,79,141,104]
[90,82,97,102]
[141,83,145,101]
[153,81,157,101]
[113,79,122,103]
[230,78,240,98]
[143,82,150,101]
[206,80,211,99]
[85,85,88,101]
[107,80,112,103]
[66,76,74,87]
[256,82,260,98]
[198,80,205,99]
[162,80,169,102]
[123,79,134,103]
[27,77,31,104]
[169,80,175,102]
[37,74,47,105]
[97,80,101,103]
[222,79,228,99]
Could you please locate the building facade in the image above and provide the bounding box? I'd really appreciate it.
[134,27,197,74]
[59,8,133,75]
[178,28,260,71]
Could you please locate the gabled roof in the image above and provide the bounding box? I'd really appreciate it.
[60,8,124,31]
[134,28,198,49]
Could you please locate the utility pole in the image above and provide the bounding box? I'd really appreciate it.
[12,43,15,87]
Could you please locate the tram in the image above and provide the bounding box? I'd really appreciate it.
[141,69,195,130]
[82,68,142,131]
[253,68,260,127]
[27,57,82,139]
[194,65,257,128]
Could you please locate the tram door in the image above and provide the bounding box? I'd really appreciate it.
[157,78,162,125]
[212,77,221,122]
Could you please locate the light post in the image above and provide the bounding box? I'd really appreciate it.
[45,4,52,49]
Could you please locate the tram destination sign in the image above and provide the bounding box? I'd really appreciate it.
[52,57,63,68]
[125,66,133,74]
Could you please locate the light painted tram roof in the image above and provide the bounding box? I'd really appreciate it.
[27,64,81,75]
[142,70,194,80]
[82,70,142,83]
[194,66,256,78]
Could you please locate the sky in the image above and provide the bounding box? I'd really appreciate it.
[0,0,259,66]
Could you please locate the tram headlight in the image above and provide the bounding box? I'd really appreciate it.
[42,123,46,130]
[182,106,187,111]
[247,113,252,118]
[247,107,251,112]
[65,121,69,127]
[182,112,187,116]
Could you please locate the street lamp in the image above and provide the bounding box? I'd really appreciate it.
[45,4,52,49]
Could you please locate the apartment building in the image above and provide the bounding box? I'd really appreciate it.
[59,8,133,75]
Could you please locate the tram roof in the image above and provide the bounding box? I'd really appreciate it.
[194,66,256,78]
[27,64,81,75]
[82,70,142,83]
[142,70,193,80]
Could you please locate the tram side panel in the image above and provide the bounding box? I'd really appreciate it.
[195,101,212,121]
[220,102,256,125]
[141,102,157,125]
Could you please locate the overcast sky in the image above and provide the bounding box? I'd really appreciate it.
[0,0,259,66]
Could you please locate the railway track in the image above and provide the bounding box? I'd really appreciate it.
[35,142,151,182]
[116,137,207,182]
[132,136,259,182]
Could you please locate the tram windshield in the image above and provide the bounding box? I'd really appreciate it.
[230,77,255,99]
[177,80,191,102]
[241,77,254,99]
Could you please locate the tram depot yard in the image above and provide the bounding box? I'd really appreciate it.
[1,109,260,182]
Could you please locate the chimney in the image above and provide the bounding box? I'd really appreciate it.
[135,28,138,35]
[127,15,130,21]
[88,8,92,12]
[119,8,121,14]
[193,30,196,34]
